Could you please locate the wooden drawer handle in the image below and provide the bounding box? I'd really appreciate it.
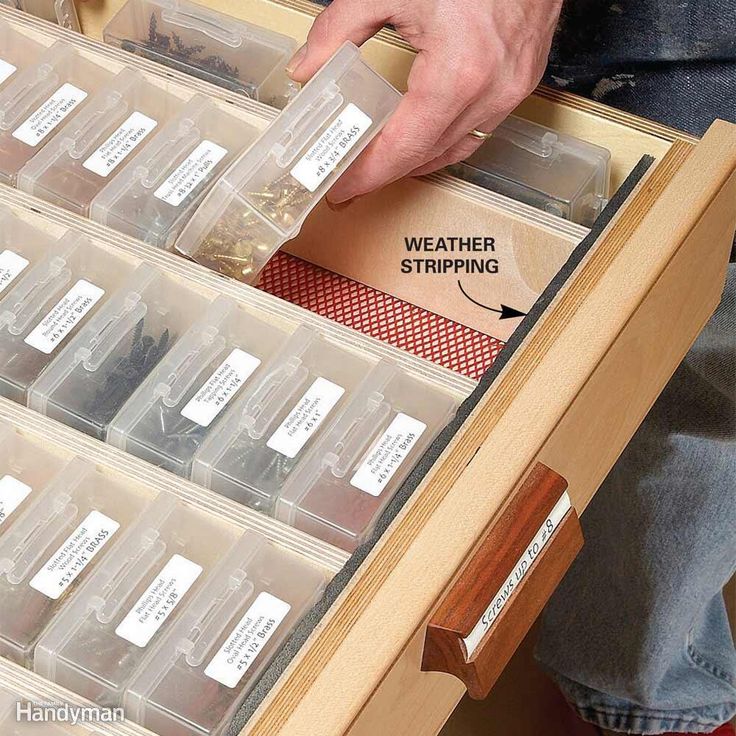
[421,462,583,699]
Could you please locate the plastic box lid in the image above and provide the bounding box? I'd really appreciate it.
[175,42,402,285]
[0,422,70,535]
[448,114,612,227]
[89,94,259,249]
[107,296,287,477]
[34,493,244,708]
[0,41,111,187]
[0,456,153,667]
[0,19,46,91]
[0,0,81,32]
[123,531,326,736]
[0,231,137,404]
[274,361,459,551]
[103,0,299,108]
[18,67,186,217]
[27,263,211,441]
[190,324,374,514]
[0,205,62,300]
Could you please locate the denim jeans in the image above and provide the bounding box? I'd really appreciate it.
[535,265,736,733]
[535,2,736,732]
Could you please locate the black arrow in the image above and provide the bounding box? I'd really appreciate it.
[457,281,527,320]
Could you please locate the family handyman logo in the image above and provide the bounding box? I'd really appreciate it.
[15,700,125,725]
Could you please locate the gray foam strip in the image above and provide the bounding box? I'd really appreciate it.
[228,155,655,735]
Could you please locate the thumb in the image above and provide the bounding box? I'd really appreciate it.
[287,0,391,82]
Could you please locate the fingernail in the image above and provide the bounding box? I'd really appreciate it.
[286,44,308,77]
[327,197,356,212]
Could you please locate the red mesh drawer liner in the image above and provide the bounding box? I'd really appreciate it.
[259,252,504,381]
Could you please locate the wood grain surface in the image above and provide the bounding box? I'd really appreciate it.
[422,464,583,700]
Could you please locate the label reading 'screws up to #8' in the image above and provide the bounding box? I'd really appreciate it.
[83,112,158,178]
[115,554,203,648]
[290,103,373,193]
[267,377,345,459]
[24,279,105,354]
[350,413,427,497]
[29,510,121,600]
[13,84,88,147]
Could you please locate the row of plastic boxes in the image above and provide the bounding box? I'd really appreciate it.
[0,206,460,551]
[0,423,327,735]
[104,0,612,230]
[1,0,300,106]
[1,23,404,287]
[104,0,611,229]
[0,22,261,248]
[1,21,404,283]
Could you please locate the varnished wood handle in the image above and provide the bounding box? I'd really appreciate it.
[421,462,583,699]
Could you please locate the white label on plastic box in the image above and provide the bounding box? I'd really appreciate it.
[24,279,105,354]
[29,510,120,600]
[462,492,573,658]
[115,554,202,648]
[0,250,29,295]
[0,475,32,527]
[205,592,291,688]
[12,83,88,147]
[290,103,373,193]
[267,377,345,459]
[0,59,17,86]
[153,139,229,207]
[350,413,427,497]
[82,111,158,178]
[181,348,261,428]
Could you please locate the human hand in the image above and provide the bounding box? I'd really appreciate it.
[287,0,563,204]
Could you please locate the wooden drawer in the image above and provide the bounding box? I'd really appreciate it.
[0,2,735,736]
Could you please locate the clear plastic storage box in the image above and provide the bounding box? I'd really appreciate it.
[176,42,402,284]
[275,361,458,551]
[18,67,186,217]
[0,422,70,535]
[0,42,110,187]
[0,206,62,300]
[0,0,81,32]
[28,265,210,440]
[448,115,611,227]
[0,19,45,92]
[34,494,243,708]
[107,296,286,477]
[89,95,258,249]
[123,531,325,736]
[0,457,153,666]
[103,0,299,108]
[0,232,137,404]
[191,325,373,514]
